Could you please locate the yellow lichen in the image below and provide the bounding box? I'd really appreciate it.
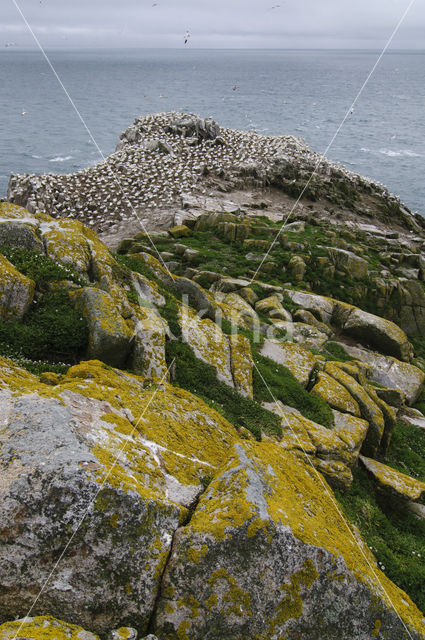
[0,616,100,640]
[274,559,319,625]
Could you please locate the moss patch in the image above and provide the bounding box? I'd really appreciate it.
[336,466,425,614]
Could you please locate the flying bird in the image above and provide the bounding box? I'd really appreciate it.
[184,30,190,44]
[232,84,239,91]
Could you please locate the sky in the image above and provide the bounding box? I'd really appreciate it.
[1,0,423,49]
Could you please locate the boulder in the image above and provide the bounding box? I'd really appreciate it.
[71,287,133,368]
[0,220,44,251]
[40,218,92,275]
[398,407,425,431]
[129,306,168,379]
[268,320,329,349]
[342,307,413,362]
[154,442,425,640]
[287,255,307,282]
[359,456,425,504]
[212,277,251,293]
[228,333,254,398]
[169,225,191,239]
[331,410,369,460]
[342,344,424,405]
[178,304,253,394]
[293,309,333,336]
[325,363,385,457]
[0,254,35,320]
[311,372,361,417]
[283,289,334,323]
[260,339,319,388]
[255,294,283,315]
[131,272,165,308]
[183,248,200,264]
[326,247,368,279]
[262,402,351,486]
[0,616,100,640]
[172,276,215,319]
[220,292,259,331]
[0,358,237,635]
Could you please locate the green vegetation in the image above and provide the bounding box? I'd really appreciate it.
[383,421,425,482]
[252,351,334,428]
[0,246,85,288]
[323,341,356,362]
[165,340,281,440]
[0,291,88,363]
[0,247,89,371]
[336,467,425,614]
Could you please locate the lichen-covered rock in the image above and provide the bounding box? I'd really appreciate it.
[0,616,100,640]
[331,410,369,460]
[342,344,424,405]
[343,307,413,362]
[154,442,425,640]
[129,305,168,378]
[325,362,385,457]
[0,220,44,251]
[360,455,425,503]
[287,255,307,281]
[311,371,361,417]
[40,217,93,275]
[108,627,138,640]
[269,320,329,349]
[72,287,134,368]
[169,224,191,239]
[178,303,234,387]
[283,289,334,323]
[131,272,165,307]
[0,253,35,320]
[178,303,254,394]
[212,277,251,293]
[220,291,259,330]
[327,247,368,279]
[0,357,238,635]
[255,294,283,315]
[228,333,253,398]
[293,308,333,335]
[260,339,319,388]
[262,401,352,486]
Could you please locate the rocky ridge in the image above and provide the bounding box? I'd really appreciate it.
[1,115,425,639]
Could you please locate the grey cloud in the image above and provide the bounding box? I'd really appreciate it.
[0,0,423,48]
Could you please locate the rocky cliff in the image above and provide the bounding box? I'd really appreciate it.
[1,115,425,639]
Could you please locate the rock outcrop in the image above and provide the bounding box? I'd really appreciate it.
[2,115,425,639]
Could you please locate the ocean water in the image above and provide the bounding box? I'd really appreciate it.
[1,48,425,214]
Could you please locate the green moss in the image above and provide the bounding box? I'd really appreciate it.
[382,420,425,482]
[335,466,425,614]
[323,341,357,363]
[165,340,281,440]
[252,351,334,428]
[0,290,88,363]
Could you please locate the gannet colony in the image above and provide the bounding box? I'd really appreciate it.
[6,112,405,233]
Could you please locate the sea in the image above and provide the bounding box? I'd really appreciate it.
[1,48,425,214]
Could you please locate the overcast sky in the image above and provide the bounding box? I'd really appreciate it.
[1,0,424,49]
